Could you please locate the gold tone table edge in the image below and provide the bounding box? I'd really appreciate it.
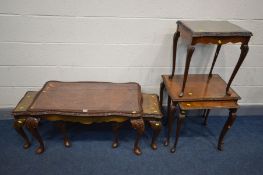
[13,91,163,155]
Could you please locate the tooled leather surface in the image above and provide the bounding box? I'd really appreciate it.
[28,81,143,117]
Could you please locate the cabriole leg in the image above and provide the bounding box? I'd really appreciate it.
[171,110,186,153]
[112,122,122,148]
[55,122,71,148]
[149,120,162,150]
[203,109,210,126]
[164,101,175,146]
[13,119,31,149]
[218,108,237,151]
[179,45,195,97]
[130,118,145,155]
[25,117,45,154]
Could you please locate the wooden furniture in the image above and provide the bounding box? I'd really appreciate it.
[170,20,252,97]
[112,94,163,150]
[13,81,145,155]
[13,88,163,155]
[160,74,240,152]
[160,21,252,153]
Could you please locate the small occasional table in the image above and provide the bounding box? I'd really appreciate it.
[160,74,240,152]
[170,20,252,96]
[160,20,252,153]
[13,81,145,155]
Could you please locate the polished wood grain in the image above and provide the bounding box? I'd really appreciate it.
[160,74,240,152]
[179,101,239,110]
[163,74,240,102]
[170,20,252,96]
[13,91,163,155]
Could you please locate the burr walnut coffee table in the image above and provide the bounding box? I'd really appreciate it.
[13,81,145,155]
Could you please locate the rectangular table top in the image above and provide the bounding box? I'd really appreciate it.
[163,74,240,102]
[177,20,252,37]
[27,81,143,117]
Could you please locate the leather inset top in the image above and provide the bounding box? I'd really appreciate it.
[28,81,143,117]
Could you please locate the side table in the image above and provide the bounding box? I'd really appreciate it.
[170,20,252,96]
[160,74,240,152]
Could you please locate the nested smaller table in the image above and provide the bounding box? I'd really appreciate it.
[160,74,240,152]
[170,20,252,97]
[13,81,145,155]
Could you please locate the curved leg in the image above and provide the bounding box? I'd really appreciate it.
[179,45,195,97]
[149,120,162,150]
[25,117,45,154]
[209,44,222,77]
[171,110,186,153]
[203,109,210,126]
[55,122,71,148]
[169,31,180,79]
[226,44,249,95]
[218,108,237,151]
[130,118,145,156]
[164,102,176,146]
[159,81,165,108]
[112,122,122,148]
[13,119,31,149]
[202,109,207,118]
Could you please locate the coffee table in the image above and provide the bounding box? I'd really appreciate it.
[13,81,145,155]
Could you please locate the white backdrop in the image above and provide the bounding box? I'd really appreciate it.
[0,0,263,108]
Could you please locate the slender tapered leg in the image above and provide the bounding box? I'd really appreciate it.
[130,118,145,155]
[226,44,249,95]
[203,109,211,126]
[171,110,186,153]
[209,44,222,77]
[202,109,207,118]
[218,108,237,151]
[164,101,176,146]
[13,119,31,149]
[179,46,195,97]
[112,122,122,148]
[55,122,71,148]
[169,31,181,79]
[149,120,162,150]
[25,117,45,154]
[159,81,165,108]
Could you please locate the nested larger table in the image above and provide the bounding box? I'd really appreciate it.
[13,81,145,155]
[160,74,240,152]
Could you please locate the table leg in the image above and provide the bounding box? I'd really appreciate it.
[203,109,210,126]
[159,81,165,108]
[226,44,249,95]
[55,122,71,148]
[149,120,162,150]
[112,122,122,148]
[13,119,31,149]
[218,108,237,151]
[171,110,186,153]
[209,44,222,77]
[179,45,195,97]
[130,118,145,155]
[25,117,45,154]
[164,101,175,146]
[169,31,180,79]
